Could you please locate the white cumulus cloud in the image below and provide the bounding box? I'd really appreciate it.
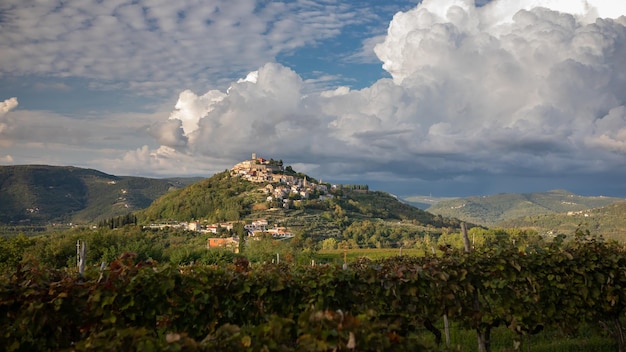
[0,97,18,144]
[147,0,626,191]
[0,97,18,116]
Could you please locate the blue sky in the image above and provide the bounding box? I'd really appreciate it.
[1,0,626,198]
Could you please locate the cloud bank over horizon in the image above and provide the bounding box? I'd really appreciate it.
[1,0,626,197]
[139,0,626,195]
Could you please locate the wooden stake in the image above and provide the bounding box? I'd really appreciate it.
[76,240,86,279]
[462,222,471,253]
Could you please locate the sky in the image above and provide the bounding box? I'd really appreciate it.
[1,0,626,198]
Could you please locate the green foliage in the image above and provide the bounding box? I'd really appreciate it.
[244,237,296,264]
[321,237,338,250]
[340,220,427,248]
[98,213,138,229]
[168,247,204,266]
[137,171,258,223]
[198,249,240,266]
[337,184,369,191]
[0,234,32,269]
[233,222,247,254]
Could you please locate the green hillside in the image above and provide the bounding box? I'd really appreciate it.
[498,200,626,241]
[426,189,624,227]
[0,165,201,225]
[137,171,464,229]
[137,171,466,247]
[138,171,262,223]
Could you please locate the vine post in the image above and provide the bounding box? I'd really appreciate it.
[76,240,86,279]
[462,222,470,253]
[462,222,490,351]
[443,314,450,347]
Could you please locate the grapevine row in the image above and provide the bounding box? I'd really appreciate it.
[1,234,625,351]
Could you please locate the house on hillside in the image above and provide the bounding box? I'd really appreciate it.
[187,221,200,231]
[244,219,268,232]
[206,237,239,253]
[266,227,294,239]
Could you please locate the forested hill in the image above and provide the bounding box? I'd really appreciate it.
[426,189,625,227]
[497,200,626,241]
[0,165,201,225]
[137,171,261,223]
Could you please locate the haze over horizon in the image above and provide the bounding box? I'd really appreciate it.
[1,0,626,198]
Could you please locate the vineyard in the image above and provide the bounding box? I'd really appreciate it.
[2,233,626,351]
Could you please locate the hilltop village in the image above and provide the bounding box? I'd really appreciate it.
[147,154,338,251]
[230,153,334,203]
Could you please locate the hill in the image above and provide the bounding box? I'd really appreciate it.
[425,189,625,227]
[137,169,466,246]
[0,165,201,225]
[497,200,626,241]
[138,171,261,223]
[0,162,466,246]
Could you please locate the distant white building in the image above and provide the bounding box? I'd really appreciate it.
[187,222,200,231]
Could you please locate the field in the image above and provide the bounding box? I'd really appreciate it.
[316,248,426,263]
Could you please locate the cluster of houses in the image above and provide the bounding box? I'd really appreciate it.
[204,219,295,252]
[144,218,294,253]
[244,219,294,238]
[232,153,335,207]
[145,219,293,237]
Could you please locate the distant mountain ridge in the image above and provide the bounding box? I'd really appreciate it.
[423,189,625,227]
[0,165,202,225]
